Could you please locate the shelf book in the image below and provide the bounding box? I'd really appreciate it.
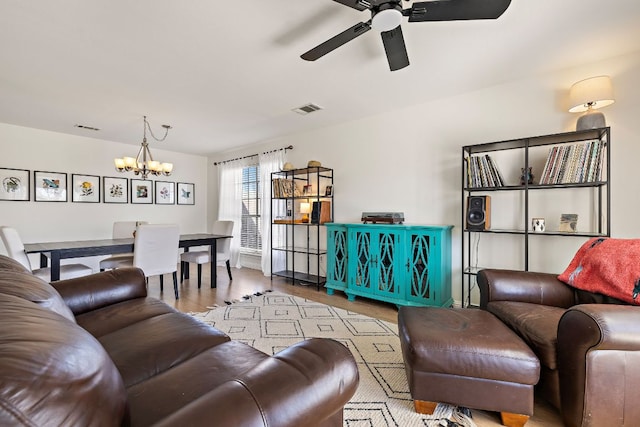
[465,154,504,188]
[539,139,605,185]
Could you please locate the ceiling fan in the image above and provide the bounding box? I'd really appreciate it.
[301,0,512,71]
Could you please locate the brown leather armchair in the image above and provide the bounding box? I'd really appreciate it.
[0,254,359,426]
[478,269,640,427]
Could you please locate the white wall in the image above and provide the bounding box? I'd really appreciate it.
[209,50,640,305]
[1,123,209,270]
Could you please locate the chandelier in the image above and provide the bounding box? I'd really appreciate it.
[114,115,174,179]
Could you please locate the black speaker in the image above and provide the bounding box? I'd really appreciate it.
[466,196,491,230]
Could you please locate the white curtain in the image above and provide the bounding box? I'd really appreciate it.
[259,150,285,275]
[218,158,251,268]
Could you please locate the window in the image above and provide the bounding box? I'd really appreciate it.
[241,164,261,251]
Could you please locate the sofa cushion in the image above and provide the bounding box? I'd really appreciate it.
[0,270,75,322]
[75,297,178,337]
[97,311,230,387]
[0,293,126,426]
[487,301,565,369]
[558,237,640,305]
[126,340,269,426]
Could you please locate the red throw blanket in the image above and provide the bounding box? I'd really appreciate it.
[558,237,640,305]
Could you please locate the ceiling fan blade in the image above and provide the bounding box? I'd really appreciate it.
[331,0,371,12]
[381,25,409,71]
[407,0,512,22]
[301,21,372,61]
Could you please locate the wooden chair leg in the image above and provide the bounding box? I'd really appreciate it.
[173,271,179,299]
[501,412,529,427]
[226,259,232,281]
[180,261,185,283]
[197,264,202,288]
[414,400,438,415]
[159,274,164,291]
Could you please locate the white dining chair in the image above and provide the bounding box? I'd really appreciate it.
[119,224,181,299]
[99,221,147,271]
[0,226,93,282]
[180,220,233,288]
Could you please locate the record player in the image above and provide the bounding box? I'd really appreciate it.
[361,212,404,224]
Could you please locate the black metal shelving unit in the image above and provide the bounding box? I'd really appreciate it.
[270,166,334,290]
[461,127,611,307]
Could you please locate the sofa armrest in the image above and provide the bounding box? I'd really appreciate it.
[51,268,147,315]
[557,305,640,427]
[478,269,575,309]
[153,338,359,427]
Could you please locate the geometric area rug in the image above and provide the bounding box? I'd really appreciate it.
[191,291,476,427]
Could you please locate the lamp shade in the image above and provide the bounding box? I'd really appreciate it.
[300,202,311,214]
[568,76,615,113]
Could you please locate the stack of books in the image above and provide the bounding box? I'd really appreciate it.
[539,139,605,185]
[272,179,301,198]
[465,155,504,188]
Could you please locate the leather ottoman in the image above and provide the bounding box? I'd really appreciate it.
[398,307,540,427]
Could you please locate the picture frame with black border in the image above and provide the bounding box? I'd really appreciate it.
[131,179,153,204]
[0,167,30,201]
[324,185,333,197]
[155,181,175,205]
[34,171,67,202]
[177,182,195,205]
[71,174,100,203]
[103,176,128,203]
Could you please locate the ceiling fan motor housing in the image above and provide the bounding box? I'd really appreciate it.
[371,3,403,32]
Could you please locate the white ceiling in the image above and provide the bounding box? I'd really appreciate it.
[1,0,640,156]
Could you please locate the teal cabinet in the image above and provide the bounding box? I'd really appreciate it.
[325,223,453,307]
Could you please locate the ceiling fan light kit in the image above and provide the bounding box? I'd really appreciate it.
[301,0,512,71]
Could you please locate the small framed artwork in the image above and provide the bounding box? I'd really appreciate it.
[0,167,30,201]
[559,213,578,233]
[103,176,128,203]
[34,171,67,202]
[177,182,195,205]
[324,185,333,197]
[302,184,313,196]
[155,181,175,205]
[71,174,100,203]
[131,179,153,204]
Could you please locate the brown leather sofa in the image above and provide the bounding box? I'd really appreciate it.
[478,268,640,427]
[0,254,359,426]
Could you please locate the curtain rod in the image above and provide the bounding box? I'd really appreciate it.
[213,145,293,166]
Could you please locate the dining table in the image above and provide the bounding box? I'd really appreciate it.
[23,233,231,287]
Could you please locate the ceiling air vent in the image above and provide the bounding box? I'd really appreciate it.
[74,124,100,131]
[292,103,323,115]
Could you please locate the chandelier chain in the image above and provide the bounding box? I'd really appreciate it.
[144,115,171,142]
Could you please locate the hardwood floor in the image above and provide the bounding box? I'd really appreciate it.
[148,265,564,427]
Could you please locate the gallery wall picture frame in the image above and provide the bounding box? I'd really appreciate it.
[34,170,67,202]
[103,176,129,203]
[155,181,175,205]
[131,179,153,204]
[0,167,30,201]
[71,174,100,203]
[177,182,195,205]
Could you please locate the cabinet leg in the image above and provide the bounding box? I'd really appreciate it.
[326,288,334,295]
[346,292,356,302]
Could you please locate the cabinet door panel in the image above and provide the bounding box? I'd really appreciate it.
[377,231,397,294]
[408,232,431,301]
[353,230,372,290]
[327,226,347,290]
